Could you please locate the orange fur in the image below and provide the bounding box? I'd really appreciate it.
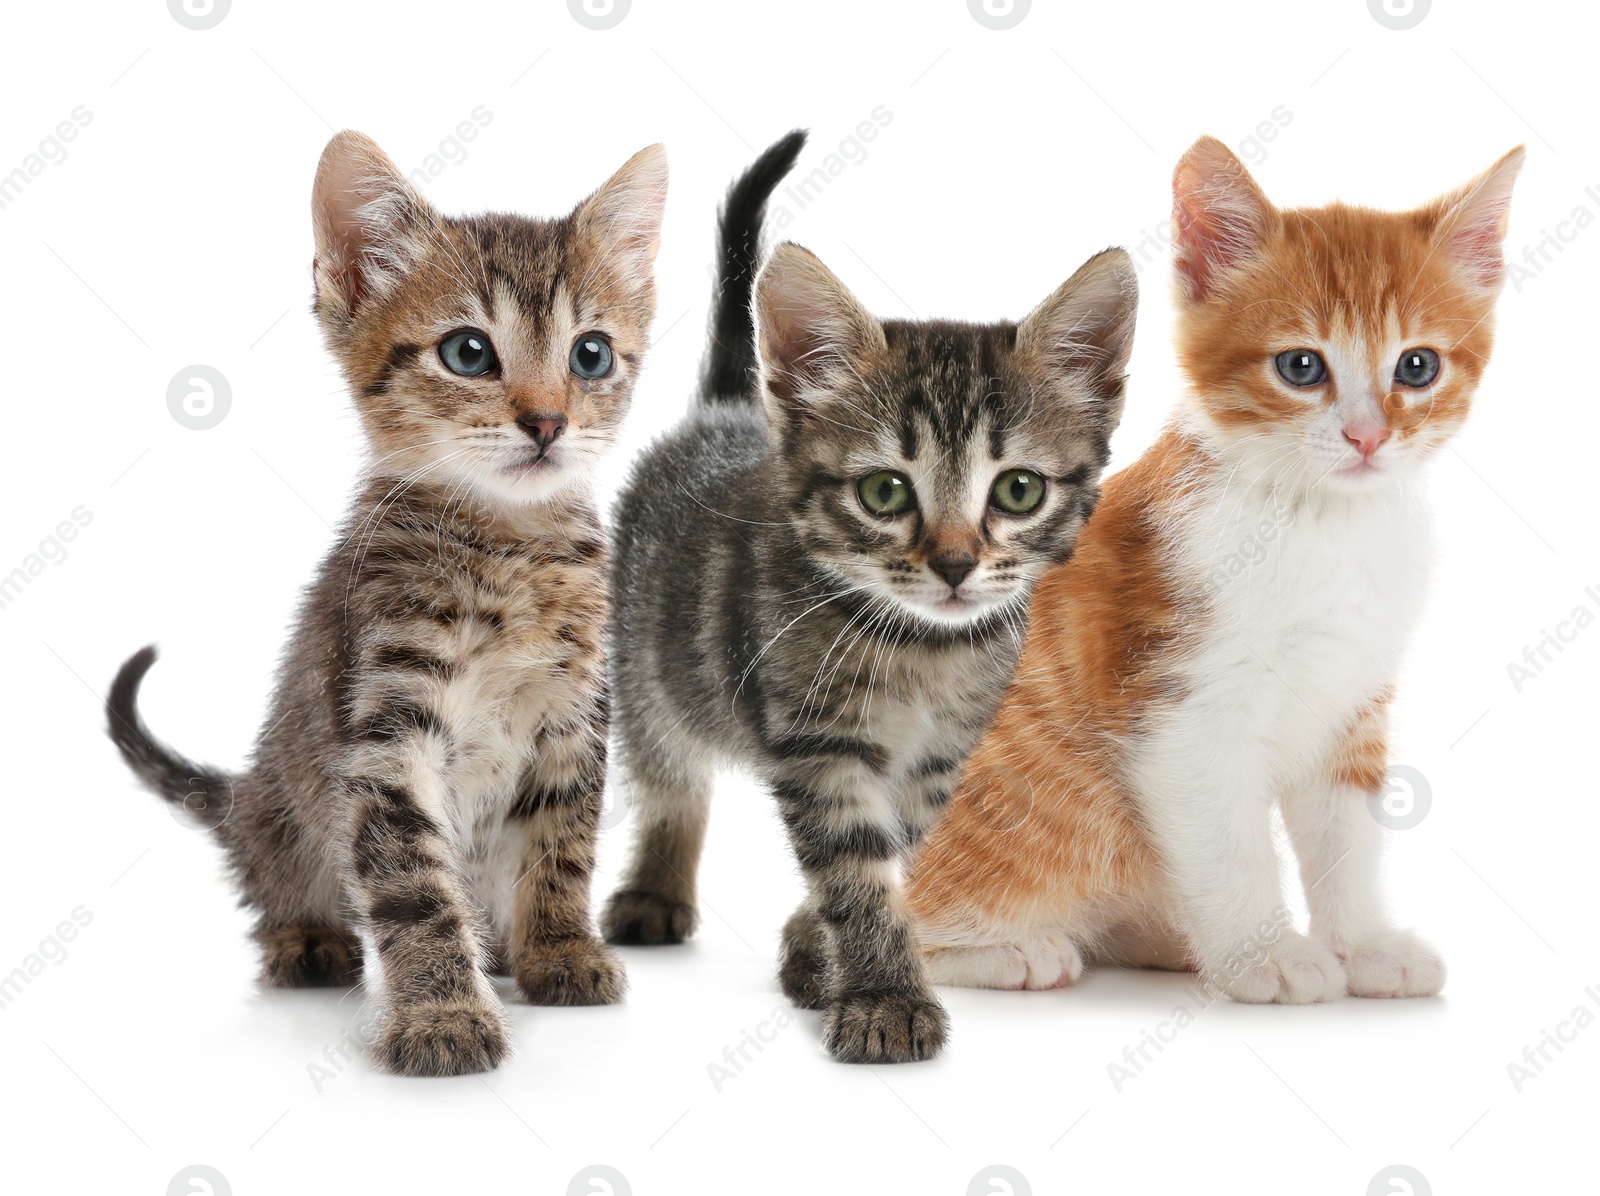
[906,138,1523,978]
[904,430,1192,940]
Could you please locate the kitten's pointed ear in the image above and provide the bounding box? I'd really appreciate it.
[1428,145,1525,291]
[312,130,439,327]
[1017,248,1139,423]
[574,144,668,297]
[1171,135,1275,303]
[755,242,885,420]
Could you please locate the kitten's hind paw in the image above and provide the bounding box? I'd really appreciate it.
[375,1000,509,1077]
[823,992,949,1063]
[779,906,830,1010]
[602,889,697,945]
[516,936,627,1006]
[256,926,362,987]
[923,931,1084,991]
[1341,929,1445,998]
[1214,930,1345,1005]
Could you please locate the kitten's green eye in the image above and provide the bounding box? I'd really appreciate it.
[570,334,614,380]
[991,469,1046,515]
[1275,349,1327,387]
[858,471,913,517]
[439,330,497,378]
[1394,347,1440,388]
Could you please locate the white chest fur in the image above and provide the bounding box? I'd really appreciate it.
[1152,470,1434,786]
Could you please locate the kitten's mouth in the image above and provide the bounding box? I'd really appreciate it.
[506,450,559,476]
[1337,456,1382,478]
[910,589,997,626]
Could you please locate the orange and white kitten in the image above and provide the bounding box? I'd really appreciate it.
[905,137,1524,1003]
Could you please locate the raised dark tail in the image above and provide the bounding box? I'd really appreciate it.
[698,128,808,403]
[107,646,233,830]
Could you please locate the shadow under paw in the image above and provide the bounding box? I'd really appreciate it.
[601,889,697,945]
[516,937,627,1006]
[375,1000,509,1077]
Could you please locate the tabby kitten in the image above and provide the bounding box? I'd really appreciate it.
[907,137,1524,1002]
[600,131,1138,1062]
[107,130,667,1075]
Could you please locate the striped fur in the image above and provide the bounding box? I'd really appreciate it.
[601,134,1138,1062]
[106,131,666,1076]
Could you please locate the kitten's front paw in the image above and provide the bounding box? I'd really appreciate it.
[601,889,697,945]
[1340,929,1445,998]
[375,999,509,1076]
[1213,931,1345,1005]
[823,992,949,1063]
[516,936,627,1006]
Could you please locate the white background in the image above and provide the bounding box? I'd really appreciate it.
[1,0,1595,1193]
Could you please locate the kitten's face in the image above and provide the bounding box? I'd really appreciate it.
[1170,137,1523,492]
[310,133,666,506]
[756,246,1137,629]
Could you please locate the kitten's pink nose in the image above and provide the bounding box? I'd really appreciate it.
[1343,421,1391,459]
[516,412,567,452]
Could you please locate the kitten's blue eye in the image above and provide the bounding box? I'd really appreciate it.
[439,330,497,378]
[1394,347,1440,388]
[570,334,614,379]
[858,471,913,517]
[1275,349,1327,387]
[991,469,1045,515]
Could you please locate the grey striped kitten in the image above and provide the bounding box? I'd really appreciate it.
[106,130,666,1076]
[601,132,1138,1062]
